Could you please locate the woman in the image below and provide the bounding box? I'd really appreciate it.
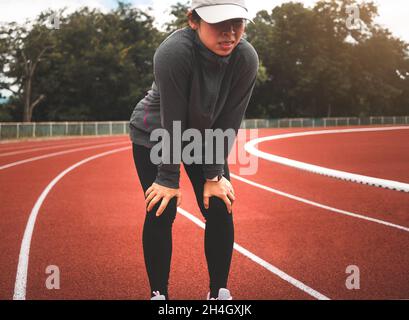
[129,0,258,300]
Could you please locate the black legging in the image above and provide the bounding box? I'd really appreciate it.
[132,143,234,299]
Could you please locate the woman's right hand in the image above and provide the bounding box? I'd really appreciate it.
[145,183,182,217]
[203,177,235,214]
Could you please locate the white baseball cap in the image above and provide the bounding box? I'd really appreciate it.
[191,0,253,24]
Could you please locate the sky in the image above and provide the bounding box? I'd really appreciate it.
[0,0,408,42]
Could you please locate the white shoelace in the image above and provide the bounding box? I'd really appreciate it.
[153,291,162,297]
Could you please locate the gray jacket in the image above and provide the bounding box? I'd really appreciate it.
[129,26,259,189]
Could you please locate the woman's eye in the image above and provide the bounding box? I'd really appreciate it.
[214,19,244,30]
[233,20,244,28]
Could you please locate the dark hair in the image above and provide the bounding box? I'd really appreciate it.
[189,10,201,24]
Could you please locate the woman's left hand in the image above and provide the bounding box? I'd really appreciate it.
[145,183,182,217]
[203,177,235,214]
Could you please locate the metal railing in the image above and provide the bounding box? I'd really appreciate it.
[239,116,409,129]
[1,116,408,140]
[0,121,129,140]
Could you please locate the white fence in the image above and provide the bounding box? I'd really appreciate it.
[240,116,409,129]
[1,116,408,140]
[0,121,129,140]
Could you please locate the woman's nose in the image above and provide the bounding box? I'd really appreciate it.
[222,24,235,35]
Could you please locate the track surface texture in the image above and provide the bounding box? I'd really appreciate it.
[1,126,408,300]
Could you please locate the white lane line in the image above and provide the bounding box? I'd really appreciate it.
[0,141,130,170]
[230,173,409,233]
[13,145,329,301]
[0,139,127,157]
[0,137,118,152]
[177,207,330,300]
[13,146,131,300]
[14,131,406,300]
[245,126,409,193]
[0,142,69,152]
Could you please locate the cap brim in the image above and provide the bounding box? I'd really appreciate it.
[195,4,254,24]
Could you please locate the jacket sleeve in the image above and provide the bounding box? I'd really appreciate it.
[202,44,259,180]
[152,42,191,189]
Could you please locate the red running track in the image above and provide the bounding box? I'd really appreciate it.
[0,127,408,300]
[257,128,409,183]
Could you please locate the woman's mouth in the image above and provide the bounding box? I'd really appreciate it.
[219,41,234,50]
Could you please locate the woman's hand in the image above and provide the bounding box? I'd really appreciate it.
[203,177,235,214]
[145,183,182,217]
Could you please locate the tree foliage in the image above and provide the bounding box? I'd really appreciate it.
[0,0,408,121]
[245,0,409,118]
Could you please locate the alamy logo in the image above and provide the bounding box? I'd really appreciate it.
[149,121,259,175]
[45,265,60,290]
[346,6,361,30]
[345,265,360,290]
[46,13,60,30]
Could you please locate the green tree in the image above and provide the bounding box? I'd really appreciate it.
[164,2,190,34]
[349,29,409,116]
[0,12,57,122]
[1,0,408,122]
[1,2,163,121]
[246,0,409,118]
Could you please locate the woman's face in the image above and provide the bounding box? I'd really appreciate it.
[189,12,246,57]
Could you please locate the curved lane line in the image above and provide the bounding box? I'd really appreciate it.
[0,141,130,170]
[230,173,409,233]
[177,207,330,300]
[245,126,409,192]
[16,127,409,300]
[0,139,126,157]
[13,146,131,300]
[14,146,329,300]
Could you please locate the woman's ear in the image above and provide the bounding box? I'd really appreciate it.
[187,10,199,30]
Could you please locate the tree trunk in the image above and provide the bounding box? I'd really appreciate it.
[23,77,32,122]
[327,103,332,118]
[21,46,51,122]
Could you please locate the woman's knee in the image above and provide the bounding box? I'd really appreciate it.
[145,197,178,226]
[201,197,232,222]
